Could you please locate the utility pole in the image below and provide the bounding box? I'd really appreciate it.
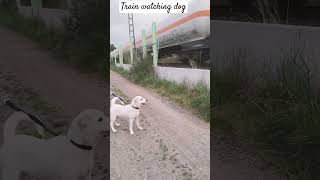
[128,13,136,60]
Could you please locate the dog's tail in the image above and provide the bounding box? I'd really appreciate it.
[111,97,124,106]
[3,111,44,144]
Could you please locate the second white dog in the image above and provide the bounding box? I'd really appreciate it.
[110,96,147,135]
[0,109,107,180]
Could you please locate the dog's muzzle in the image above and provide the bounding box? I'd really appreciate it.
[142,99,147,105]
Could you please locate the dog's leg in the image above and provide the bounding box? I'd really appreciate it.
[1,168,19,180]
[110,114,117,133]
[135,118,143,130]
[129,118,135,135]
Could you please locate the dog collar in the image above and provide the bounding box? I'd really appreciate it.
[70,139,93,151]
[132,106,139,110]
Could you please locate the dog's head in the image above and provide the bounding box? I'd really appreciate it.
[131,96,147,108]
[68,109,107,146]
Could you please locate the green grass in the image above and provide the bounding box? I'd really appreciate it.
[213,48,320,179]
[111,62,210,122]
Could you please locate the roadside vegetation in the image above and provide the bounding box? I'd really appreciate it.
[213,48,320,179]
[111,58,210,122]
[0,0,106,76]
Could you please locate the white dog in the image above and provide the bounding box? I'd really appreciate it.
[110,96,147,135]
[0,109,107,180]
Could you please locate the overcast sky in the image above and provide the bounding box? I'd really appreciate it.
[110,0,189,47]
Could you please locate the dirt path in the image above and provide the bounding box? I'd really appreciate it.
[110,71,210,180]
[111,71,286,180]
[0,26,108,179]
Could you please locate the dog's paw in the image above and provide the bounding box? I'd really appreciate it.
[130,131,135,135]
[112,129,117,133]
[138,127,144,130]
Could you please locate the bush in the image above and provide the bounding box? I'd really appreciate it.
[213,48,320,178]
[128,58,155,83]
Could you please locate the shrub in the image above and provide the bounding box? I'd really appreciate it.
[213,47,320,178]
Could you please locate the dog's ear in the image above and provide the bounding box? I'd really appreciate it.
[133,97,138,105]
[77,118,87,130]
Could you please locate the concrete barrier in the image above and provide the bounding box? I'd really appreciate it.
[155,66,210,89]
[115,63,210,88]
[115,63,132,71]
[18,6,33,17]
[17,5,67,29]
[38,8,67,28]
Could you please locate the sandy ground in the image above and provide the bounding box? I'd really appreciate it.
[110,71,210,180]
[0,26,108,180]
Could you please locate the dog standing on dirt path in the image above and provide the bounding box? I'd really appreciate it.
[110,96,147,135]
[0,109,107,180]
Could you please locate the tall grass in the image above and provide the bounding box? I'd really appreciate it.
[0,7,63,48]
[111,59,210,122]
[213,48,320,179]
[0,2,107,76]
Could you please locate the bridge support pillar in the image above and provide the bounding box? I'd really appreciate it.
[142,29,147,60]
[119,46,123,65]
[152,22,158,67]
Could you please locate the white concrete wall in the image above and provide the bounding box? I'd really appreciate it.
[121,64,132,71]
[211,20,320,80]
[155,66,210,88]
[18,6,33,17]
[115,64,210,89]
[115,63,132,71]
[16,5,67,29]
[38,8,67,28]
